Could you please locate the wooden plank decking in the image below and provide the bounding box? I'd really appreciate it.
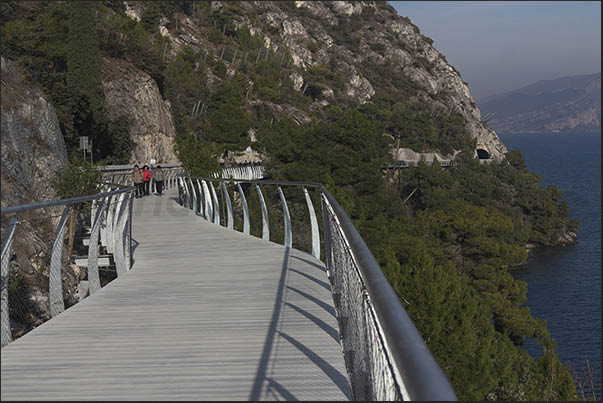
[0,189,351,401]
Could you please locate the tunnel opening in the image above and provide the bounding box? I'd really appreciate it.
[476,148,491,160]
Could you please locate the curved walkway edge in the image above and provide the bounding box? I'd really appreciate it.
[0,189,350,401]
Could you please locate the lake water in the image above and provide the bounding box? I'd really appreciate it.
[499,132,601,398]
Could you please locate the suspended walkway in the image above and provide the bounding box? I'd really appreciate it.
[1,173,456,401]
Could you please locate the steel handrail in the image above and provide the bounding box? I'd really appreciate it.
[188,176,322,188]
[1,182,136,348]
[179,175,457,401]
[321,188,457,401]
[0,186,135,215]
[97,163,183,172]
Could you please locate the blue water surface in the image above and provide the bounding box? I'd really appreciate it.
[500,132,601,398]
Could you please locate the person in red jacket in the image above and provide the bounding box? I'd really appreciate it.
[142,165,152,196]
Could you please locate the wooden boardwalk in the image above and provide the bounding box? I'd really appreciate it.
[0,189,351,401]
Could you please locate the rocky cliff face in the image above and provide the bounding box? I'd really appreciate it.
[479,73,601,134]
[121,0,507,160]
[1,56,68,205]
[101,56,179,164]
[1,56,81,336]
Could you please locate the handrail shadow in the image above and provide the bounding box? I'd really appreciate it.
[249,247,351,401]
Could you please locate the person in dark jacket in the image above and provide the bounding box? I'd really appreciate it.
[142,165,152,196]
[154,165,165,195]
[132,164,144,198]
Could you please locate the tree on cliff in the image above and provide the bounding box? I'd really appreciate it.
[175,135,220,177]
[66,1,108,157]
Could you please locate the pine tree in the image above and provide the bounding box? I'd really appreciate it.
[66,0,107,157]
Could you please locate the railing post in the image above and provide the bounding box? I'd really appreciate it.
[114,192,130,277]
[187,177,197,213]
[209,181,221,225]
[106,194,115,253]
[320,192,332,275]
[303,187,320,259]
[221,182,234,230]
[88,197,106,295]
[182,177,188,205]
[277,186,292,248]
[185,177,191,208]
[183,177,190,209]
[201,180,213,221]
[237,183,250,235]
[49,206,71,317]
[126,191,133,270]
[100,194,110,248]
[195,179,206,218]
[177,177,183,204]
[255,184,269,241]
[1,214,19,348]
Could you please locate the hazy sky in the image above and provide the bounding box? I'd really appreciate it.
[389,1,601,100]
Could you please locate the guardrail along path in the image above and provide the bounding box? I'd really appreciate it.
[0,189,350,401]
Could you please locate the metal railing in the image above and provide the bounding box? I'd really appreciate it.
[100,166,184,190]
[99,164,267,186]
[0,182,140,348]
[387,159,459,169]
[177,175,457,401]
[214,164,267,181]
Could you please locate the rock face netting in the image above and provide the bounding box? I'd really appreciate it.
[322,195,404,400]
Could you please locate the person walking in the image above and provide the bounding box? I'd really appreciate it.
[154,165,165,195]
[132,164,144,198]
[142,165,152,196]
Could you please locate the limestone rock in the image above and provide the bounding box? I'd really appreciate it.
[345,71,375,104]
[290,72,304,91]
[101,57,179,165]
[123,1,142,22]
[120,0,508,160]
[1,56,80,338]
[1,57,67,205]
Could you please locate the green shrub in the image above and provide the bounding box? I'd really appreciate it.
[257,86,280,103]
[174,136,220,177]
[212,60,227,79]
[51,154,103,200]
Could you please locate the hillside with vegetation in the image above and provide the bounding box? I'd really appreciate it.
[0,1,579,399]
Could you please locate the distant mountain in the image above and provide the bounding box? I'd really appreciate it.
[478,73,601,134]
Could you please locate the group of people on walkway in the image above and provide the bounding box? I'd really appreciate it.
[132,164,165,198]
